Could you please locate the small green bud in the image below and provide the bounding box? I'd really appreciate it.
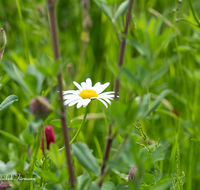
[0,28,7,50]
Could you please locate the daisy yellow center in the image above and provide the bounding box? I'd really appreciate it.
[79,89,98,99]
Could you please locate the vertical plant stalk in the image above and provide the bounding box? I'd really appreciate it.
[46,0,75,188]
[99,0,135,187]
[187,0,200,26]
[114,0,134,99]
[100,125,114,174]
[96,139,127,186]
[69,106,89,144]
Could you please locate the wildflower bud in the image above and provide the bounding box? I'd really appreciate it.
[30,96,50,118]
[0,182,12,190]
[129,166,138,181]
[41,125,55,154]
[45,125,55,149]
[178,0,182,3]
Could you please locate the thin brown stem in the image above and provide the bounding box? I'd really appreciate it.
[100,125,114,173]
[46,0,75,188]
[96,139,127,186]
[114,0,134,99]
[98,0,135,187]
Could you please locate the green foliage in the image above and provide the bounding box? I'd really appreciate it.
[0,0,200,189]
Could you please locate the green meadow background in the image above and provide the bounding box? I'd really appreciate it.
[0,0,200,189]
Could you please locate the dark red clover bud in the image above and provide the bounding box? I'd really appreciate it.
[45,125,55,149]
[129,166,138,181]
[30,96,50,118]
[0,182,12,190]
[40,125,55,154]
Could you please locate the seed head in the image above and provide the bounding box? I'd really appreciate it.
[129,166,138,181]
[0,182,12,190]
[30,96,50,118]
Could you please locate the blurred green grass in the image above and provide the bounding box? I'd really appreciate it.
[0,0,200,189]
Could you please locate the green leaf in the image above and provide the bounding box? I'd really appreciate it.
[136,94,150,119]
[128,38,150,56]
[57,169,68,183]
[26,65,45,94]
[77,171,91,190]
[41,170,58,183]
[20,129,34,145]
[50,119,61,128]
[72,142,100,176]
[112,168,129,181]
[191,138,200,145]
[0,95,18,111]
[151,144,168,163]
[70,119,82,128]
[102,181,115,190]
[115,0,129,20]
[43,183,62,190]
[28,119,43,134]
[3,60,31,93]
[8,143,19,164]
[152,178,172,190]
[37,59,62,77]
[0,130,25,145]
[49,144,60,168]
[94,0,112,20]
[142,89,172,119]
[115,183,131,190]
[0,161,16,175]
[121,66,140,86]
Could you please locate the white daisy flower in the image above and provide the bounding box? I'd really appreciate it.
[63,78,115,108]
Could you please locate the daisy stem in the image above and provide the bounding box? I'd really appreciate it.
[69,106,89,144]
[46,0,75,187]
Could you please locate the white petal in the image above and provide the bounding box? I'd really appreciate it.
[81,82,86,90]
[73,81,83,91]
[99,91,115,96]
[101,97,111,105]
[68,99,81,106]
[92,82,101,91]
[63,90,79,95]
[77,100,84,108]
[82,99,91,107]
[96,82,110,94]
[86,78,92,89]
[96,97,108,108]
[63,94,79,100]
[64,97,81,105]
[99,94,114,98]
